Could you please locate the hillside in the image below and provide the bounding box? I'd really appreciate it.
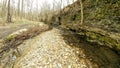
[48,0,120,54]
[46,0,120,64]
[50,0,120,33]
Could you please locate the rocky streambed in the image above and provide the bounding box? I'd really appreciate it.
[0,23,120,68]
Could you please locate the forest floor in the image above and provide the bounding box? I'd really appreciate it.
[0,22,36,39]
[0,22,120,68]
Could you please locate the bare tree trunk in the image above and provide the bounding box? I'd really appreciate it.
[67,0,70,5]
[7,0,12,23]
[36,0,39,20]
[58,0,62,25]
[80,0,83,25]
[60,0,62,14]
[1,0,7,17]
[18,0,20,16]
[21,0,24,19]
[30,0,33,20]
[53,2,55,12]
[72,0,74,3]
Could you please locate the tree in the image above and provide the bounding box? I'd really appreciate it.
[79,0,83,25]
[7,0,12,23]
[18,0,20,16]
[72,0,75,3]
[1,0,7,17]
[67,0,70,5]
[35,0,39,20]
[21,0,24,19]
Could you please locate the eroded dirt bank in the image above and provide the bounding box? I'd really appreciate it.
[61,28,120,68]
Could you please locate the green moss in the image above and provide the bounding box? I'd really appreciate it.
[78,29,120,52]
[78,32,84,35]
[86,32,98,39]
[117,44,120,50]
[4,34,17,43]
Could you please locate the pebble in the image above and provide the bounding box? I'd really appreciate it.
[12,28,86,68]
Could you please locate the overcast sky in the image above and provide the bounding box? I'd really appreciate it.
[33,0,77,9]
[0,0,77,11]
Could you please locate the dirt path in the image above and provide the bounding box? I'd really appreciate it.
[13,28,85,68]
[0,23,34,39]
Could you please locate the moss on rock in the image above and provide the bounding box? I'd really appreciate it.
[66,24,120,54]
[4,34,17,43]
